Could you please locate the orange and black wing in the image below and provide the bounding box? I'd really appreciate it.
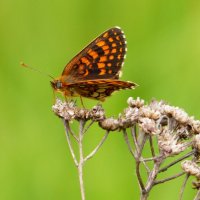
[68,79,136,101]
[62,27,127,82]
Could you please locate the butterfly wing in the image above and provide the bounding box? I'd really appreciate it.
[62,27,127,82]
[67,79,137,101]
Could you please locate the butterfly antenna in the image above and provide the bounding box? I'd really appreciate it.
[20,61,55,80]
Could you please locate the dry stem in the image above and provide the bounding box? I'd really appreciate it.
[78,120,85,200]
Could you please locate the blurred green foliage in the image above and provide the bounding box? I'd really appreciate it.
[1,0,200,199]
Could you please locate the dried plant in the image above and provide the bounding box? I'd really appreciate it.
[52,97,200,200]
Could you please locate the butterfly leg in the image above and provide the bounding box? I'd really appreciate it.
[64,95,69,103]
[80,96,85,108]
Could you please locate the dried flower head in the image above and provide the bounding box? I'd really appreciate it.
[89,104,105,121]
[52,98,76,121]
[124,107,139,123]
[140,106,161,120]
[193,134,200,152]
[52,99,105,121]
[163,105,189,124]
[127,97,144,108]
[99,118,119,131]
[192,120,200,134]
[139,118,160,135]
[158,130,189,156]
[181,160,200,179]
[149,100,166,113]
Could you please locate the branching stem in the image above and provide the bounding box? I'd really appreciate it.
[84,131,109,162]
[159,151,195,173]
[78,120,86,200]
[63,119,78,167]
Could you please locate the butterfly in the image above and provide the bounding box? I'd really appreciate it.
[51,27,138,101]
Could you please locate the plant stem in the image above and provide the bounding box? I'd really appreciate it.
[141,158,163,200]
[179,174,190,200]
[159,150,195,173]
[149,137,155,158]
[78,120,86,200]
[84,131,109,162]
[194,189,200,200]
[123,129,136,158]
[63,120,78,167]
[154,172,185,185]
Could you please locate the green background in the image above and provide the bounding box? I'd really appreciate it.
[1,0,200,199]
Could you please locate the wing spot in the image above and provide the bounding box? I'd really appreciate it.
[111,48,117,53]
[97,63,106,68]
[118,71,123,77]
[91,92,99,98]
[79,85,86,88]
[114,32,117,35]
[83,69,89,76]
[81,57,90,65]
[112,43,117,47]
[88,64,93,69]
[97,88,106,93]
[104,50,110,55]
[115,26,121,30]
[78,65,86,75]
[116,36,120,40]
[107,63,112,67]
[120,48,123,52]
[99,69,106,75]
[109,37,114,42]
[108,70,112,74]
[103,32,108,38]
[99,56,107,62]
[109,55,114,60]
[88,50,98,59]
[96,41,106,47]
[117,54,122,59]
[102,45,109,50]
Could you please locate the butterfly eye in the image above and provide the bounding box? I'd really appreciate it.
[51,80,62,90]
[55,80,62,89]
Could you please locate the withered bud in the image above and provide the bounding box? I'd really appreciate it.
[74,108,90,119]
[193,134,200,152]
[139,118,160,135]
[149,100,166,113]
[127,97,144,108]
[99,118,119,131]
[89,104,105,121]
[140,106,161,120]
[124,107,139,123]
[52,98,76,121]
[192,120,200,134]
[163,105,189,124]
[158,130,189,156]
[52,99,105,121]
[163,105,175,116]
[118,117,133,129]
[172,108,189,124]
[181,160,200,179]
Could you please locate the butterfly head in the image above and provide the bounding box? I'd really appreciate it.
[50,79,63,91]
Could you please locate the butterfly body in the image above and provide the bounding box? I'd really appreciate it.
[51,27,138,101]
